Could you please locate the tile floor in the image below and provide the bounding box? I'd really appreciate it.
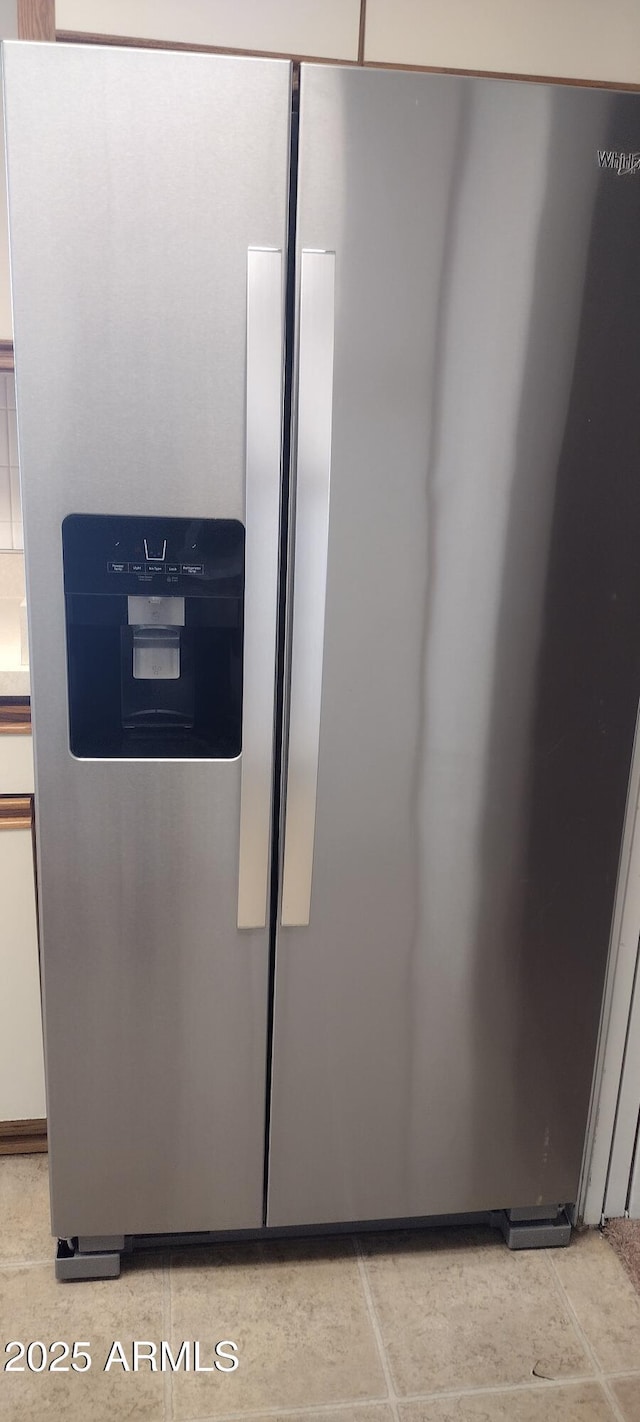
[1,1156,640,1421]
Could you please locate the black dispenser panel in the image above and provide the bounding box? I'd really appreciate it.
[62,514,244,760]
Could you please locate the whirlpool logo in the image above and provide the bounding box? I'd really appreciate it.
[598,149,640,175]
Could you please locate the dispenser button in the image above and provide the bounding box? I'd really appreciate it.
[165,562,180,575]
[130,561,145,574]
[181,562,204,576]
[145,562,166,575]
[107,560,128,573]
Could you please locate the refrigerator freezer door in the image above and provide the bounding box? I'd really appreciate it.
[3,42,291,1237]
[268,66,640,1225]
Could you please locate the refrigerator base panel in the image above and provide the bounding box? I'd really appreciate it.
[54,1206,573,1281]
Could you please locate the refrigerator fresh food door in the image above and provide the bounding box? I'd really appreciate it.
[3,42,291,1237]
[268,65,640,1226]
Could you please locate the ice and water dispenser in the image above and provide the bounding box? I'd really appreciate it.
[62,515,244,758]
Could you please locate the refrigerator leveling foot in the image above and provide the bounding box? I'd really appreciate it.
[55,1236,123,1281]
[494,1206,572,1249]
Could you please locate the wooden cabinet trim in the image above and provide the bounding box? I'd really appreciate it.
[362,58,640,91]
[0,703,31,734]
[55,29,359,65]
[17,0,55,42]
[357,0,366,64]
[0,1118,47,1154]
[0,795,32,830]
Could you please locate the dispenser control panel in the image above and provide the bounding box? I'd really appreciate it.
[107,559,205,577]
[62,513,244,598]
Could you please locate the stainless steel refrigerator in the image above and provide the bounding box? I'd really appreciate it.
[4,40,640,1278]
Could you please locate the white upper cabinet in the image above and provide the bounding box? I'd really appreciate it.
[364,0,640,84]
[56,0,361,60]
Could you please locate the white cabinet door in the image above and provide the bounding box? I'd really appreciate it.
[364,0,640,85]
[0,807,45,1121]
[56,0,361,60]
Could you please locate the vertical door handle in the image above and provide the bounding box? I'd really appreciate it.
[238,247,284,929]
[281,250,336,927]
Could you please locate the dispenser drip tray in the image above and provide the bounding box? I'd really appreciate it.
[132,627,181,680]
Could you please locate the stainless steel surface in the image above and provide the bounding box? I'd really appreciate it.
[268,66,640,1226]
[281,250,335,926]
[238,247,285,929]
[3,42,291,1237]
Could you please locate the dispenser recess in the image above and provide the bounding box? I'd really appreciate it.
[62,514,244,759]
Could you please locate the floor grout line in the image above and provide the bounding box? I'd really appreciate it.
[546,1249,628,1422]
[0,1257,53,1271]
[180,1368,639,1422]
[353,1235,401,1422]
[163,1253,174,1422]
[396,1375,610,1402]
[185,1401,392,1422]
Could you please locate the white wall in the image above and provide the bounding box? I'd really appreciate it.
[0,1,16,41]
[0,0,17,342]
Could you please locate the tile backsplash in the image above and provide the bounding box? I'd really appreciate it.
[0,372,21,550]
